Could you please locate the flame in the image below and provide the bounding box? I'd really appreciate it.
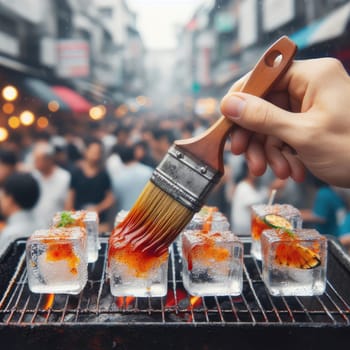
[116,297,123,308]
[189,296,202,309]
[125,296,135,307]
[116,296,135,308]
[165,288,188,307]
[43,293,55,310]
[187,296,203,323]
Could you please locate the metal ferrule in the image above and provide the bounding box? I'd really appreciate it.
[151,145,222,212]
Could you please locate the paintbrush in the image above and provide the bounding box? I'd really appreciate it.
[109,36,297,257]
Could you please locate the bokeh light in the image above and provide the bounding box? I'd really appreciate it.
[2,85,18,101]
[0,127,8,142]
[114,104,128,118]
[136,95,147,106]
[20,110,35,126]
[48,100,60,112]
[2,102,15,114]
[89,105,106,120]
[37,116,49,129]
[129,104,139,113]
[8,116,20,129]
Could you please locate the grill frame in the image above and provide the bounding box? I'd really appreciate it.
[1,236,350,349]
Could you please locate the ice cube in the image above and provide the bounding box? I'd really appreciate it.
[261,228,327,296]
[182,230,243,296]
[26,228,88,294]
[108,242,168,297]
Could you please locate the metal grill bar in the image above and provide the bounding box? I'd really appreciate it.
[240,293,256,324]
[323,290,350,324]
[60,295,70,323]
[74,289,83,322]
[95,243,108,312]
[242,262,268,322]
[0,252,26,310]
[252,257,294,323]
[228,295,240,322]
[1,239,350,327]
[201,298,209,322]
[316,296,336,324]
[17,295,30,324]
[293,297,313,322]
[30,294,42,324]
[4,267,27,324]
[326,280,350,313]
[214,296,224,323]
[160,295,165,323]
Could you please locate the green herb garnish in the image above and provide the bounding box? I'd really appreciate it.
[57,211,76,227]
[284,228,296,238]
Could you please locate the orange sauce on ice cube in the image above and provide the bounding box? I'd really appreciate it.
[183,231,230,271]
[274,231,321,269]
[45,242,80,275]
[251,215,270,240]
[109,243,167,278]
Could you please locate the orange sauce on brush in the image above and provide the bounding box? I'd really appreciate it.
[109,216,168,278]
[182,231,230,271]
[45,242,80,275]
[109,243,167,278]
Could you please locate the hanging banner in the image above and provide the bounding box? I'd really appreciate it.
[56,39,90,78]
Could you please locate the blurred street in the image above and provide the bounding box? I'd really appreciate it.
[0,0,350,249]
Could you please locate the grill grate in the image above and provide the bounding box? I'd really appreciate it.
[1,237,350,327]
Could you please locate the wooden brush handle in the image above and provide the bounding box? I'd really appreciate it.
[175,36,297,173]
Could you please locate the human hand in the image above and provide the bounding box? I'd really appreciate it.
[221,58,350,187]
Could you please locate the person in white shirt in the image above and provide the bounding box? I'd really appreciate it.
[0,172,40,257]
[231,162,268,236]
[111,144,153,212]
[231,162,286,235]
[31,142,71,227]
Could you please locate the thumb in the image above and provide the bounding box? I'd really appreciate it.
[221,92,300,144]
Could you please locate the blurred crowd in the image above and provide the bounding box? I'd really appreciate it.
[1,112,350,256]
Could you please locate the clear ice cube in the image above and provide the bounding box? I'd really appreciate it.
[108,243,168,297]
[261,228,327,296]
[182,230,243,296]
[26,228,88,294]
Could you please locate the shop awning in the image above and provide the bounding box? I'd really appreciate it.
[22,78,70,112]
[290,3,350,49]
[51,85,92,114]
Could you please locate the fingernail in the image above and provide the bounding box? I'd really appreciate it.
[222,95,246,119]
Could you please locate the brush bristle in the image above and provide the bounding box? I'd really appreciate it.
[110,181,194,256]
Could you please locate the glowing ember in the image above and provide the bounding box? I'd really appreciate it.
[116,296,135,308]
[189,296,202,308]
[165,288,187,307]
